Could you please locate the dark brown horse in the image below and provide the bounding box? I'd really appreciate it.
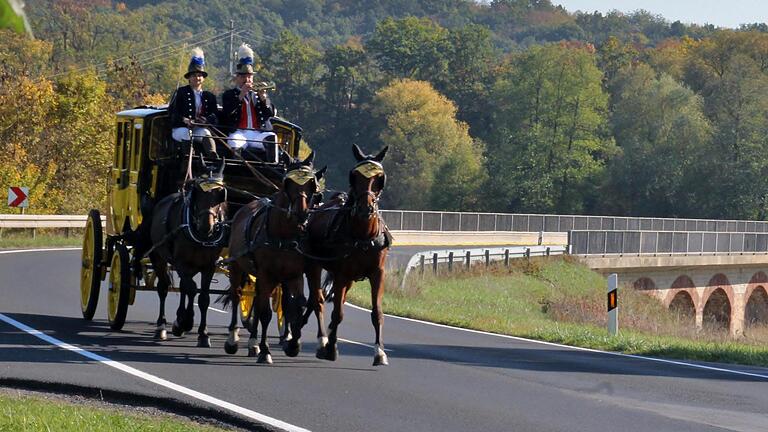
[149,158,228,347]
[224,152,324,363]
[303,144,391,366]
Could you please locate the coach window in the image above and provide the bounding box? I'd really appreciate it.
[131,121,142,171]
[122,122,131,172]
[114,121,124,168]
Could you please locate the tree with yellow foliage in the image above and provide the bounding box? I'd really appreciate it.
[371,79,486,211]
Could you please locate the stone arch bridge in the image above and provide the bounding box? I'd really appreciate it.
[581,255,768,336]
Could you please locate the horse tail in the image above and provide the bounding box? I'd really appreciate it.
[215,291,232,309]
[322,270,335,303]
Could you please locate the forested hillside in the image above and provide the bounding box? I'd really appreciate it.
[2,0,768,219]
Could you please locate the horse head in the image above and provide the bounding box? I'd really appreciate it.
[280,151,326,227]
[188,158,228,238]
[349,144,388,219]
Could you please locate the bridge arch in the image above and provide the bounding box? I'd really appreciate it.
[749,271,768,285]
[633,277,656,291]
[702,288,731,331]
[745,286,768,328]
[668,291,696,324]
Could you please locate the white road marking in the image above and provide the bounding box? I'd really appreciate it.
[194,303,228,314]
[346,303,768,380]
[0,247,80,254]
[337,337,393,352]
[0,313,311,432]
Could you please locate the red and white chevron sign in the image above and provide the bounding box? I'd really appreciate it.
[8,187,29,208]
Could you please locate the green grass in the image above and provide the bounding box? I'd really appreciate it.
[0,232,82,249]
[0,393,231,432]
[347,257,768,367]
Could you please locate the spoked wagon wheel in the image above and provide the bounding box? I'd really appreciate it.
[239,276,256,330]
[80,209,103,320]
[108,243,132,330]
[272,284,284,336]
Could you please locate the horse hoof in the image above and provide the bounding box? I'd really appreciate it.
[325,345,339,361]
[248,347,260,357]
[257,352,273,364]
[315,346,326,359]
[154,329,167,341]
[373,354,389,366]
[224,341,238,355]
[197,335,211,348]
[183,318,194,333]
[171,323,184,337]
[283,340,301,357]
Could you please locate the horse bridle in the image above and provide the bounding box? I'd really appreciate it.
[271,189,310,227]
[350,189,380,219]
[187,180,228,241]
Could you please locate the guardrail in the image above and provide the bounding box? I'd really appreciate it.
[0,214,92,228]
[380,210,768,233]
[569,230,768,256]
[0,214,102,238]
[400,245,567,288]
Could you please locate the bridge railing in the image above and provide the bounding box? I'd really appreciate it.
[4,212,768,234]
[380,210,768,233]
[569,230,768,256]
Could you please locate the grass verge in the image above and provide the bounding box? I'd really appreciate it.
[0,232,82,249]
[0,391,231,432]
[346,256,768,367]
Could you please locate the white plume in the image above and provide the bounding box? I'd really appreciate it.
[237,43,254,61]
[190,47,204,59]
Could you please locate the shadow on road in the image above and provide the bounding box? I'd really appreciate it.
[2,312,766,382]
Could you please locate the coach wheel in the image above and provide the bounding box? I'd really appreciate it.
[80,209,103,320]
[108,243,131,330]
[239,276,255,329]
[272,284,284,335]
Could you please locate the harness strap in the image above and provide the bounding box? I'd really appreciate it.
[182,193,228,247]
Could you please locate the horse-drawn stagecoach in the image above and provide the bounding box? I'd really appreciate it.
[79,105,303,332]
[79,103,391,366]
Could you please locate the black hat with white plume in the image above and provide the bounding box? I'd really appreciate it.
[184,47,207,78]
[235,43,254,75]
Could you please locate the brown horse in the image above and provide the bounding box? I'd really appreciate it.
[224,152,324,363]
[303,144,391,366]
[149,158,228,347]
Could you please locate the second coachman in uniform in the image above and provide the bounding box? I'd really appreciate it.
[221,43,278,162]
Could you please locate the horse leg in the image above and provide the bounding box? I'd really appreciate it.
[370,269,388,366]
[172,276,188,337]
[324,277,351,361]
[196,268,214,348]
[282,276,303,357]
[254,277,274,364]
[151,253,170,340]
[304,265,329,358]
[224,263,244,355]
[183,275,197,333]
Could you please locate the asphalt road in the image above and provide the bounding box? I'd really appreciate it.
[1,249,768,432]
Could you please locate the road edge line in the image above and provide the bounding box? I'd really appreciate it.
[345,303,768,380]
[0,312,311,432]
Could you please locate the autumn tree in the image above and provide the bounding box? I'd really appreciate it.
[371,79,486,210]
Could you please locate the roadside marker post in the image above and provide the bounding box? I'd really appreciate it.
[607,273,618,336]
